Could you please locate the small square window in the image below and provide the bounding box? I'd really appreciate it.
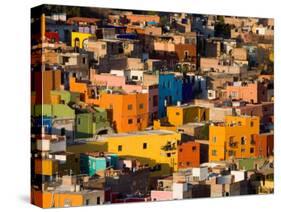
[128,119,133,124]
[192,146,197,151]
[167,153,171,157]
[139,104,144,109]
[137,118,141,123]
[176,112,180,116]
[250,148,255,154]
[128,104,133,110]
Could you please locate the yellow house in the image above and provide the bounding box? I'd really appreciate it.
[103,130,181,177]
[209,115,260,162]
[68,130,181,177]
[34,159,59,176]
[71,32,94,49]
[167,105,209,127]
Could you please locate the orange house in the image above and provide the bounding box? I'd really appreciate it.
[178,141,200,169]
[31,70,61,104]
[254,133,274,158]
[69,77,96,104]
[93,92,149,133]
[31,189,83,208]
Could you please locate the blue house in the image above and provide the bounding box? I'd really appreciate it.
[32,116,52,134]
[158,73,194,118]
[80,154,107,177]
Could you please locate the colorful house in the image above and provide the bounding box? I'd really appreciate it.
[31,188,104,208]
[34,158,59,176]
[31,70,62,104]
[93,92,149,133]
[225,81,268,103]
[253,133,274,158]
[69,77,96,104]
[76,106,112,138]
[80,153,107,176]
[158,73,183,118]
[158,73,194,118]
[167,105,209,127]
[102,130,182,177]
[209,115,260,162]
[178,141,200,169]
[71,31,94,50]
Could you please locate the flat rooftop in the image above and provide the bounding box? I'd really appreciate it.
[100,130,177,138]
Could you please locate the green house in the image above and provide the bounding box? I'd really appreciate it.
[76,107,112,138]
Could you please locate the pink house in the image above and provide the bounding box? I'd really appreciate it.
[225,81,268,103]
[143,84,159,123]
[151,190,173,201]
[91,72,143,93]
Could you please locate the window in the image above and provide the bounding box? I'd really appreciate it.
[118,145,122,152]
[250,121,254,127]
[61,128,66,136]
[176,112,180,116]
[250,148,255,154]
[186,161,191,166]
[192,146,197,152]
[97,197,100,205]
[251,135,255,145]
[139,103,144,109]
[241,136,246,145]
[128,104,133,110]
[82,57,86,64]
[143,143,147,149]
[137,118,141,123]
[212,149,217,156]
[167,153,171,157]
[132,76,138,80]
[184,50,190,58]
[128,119,133,124]
[213,136,216,143]
[77,118,81,125]
[228,150,235,156]
[179,148,183,152]
[86,199,90,205]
